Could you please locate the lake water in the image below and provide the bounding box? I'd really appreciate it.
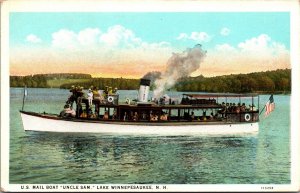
[9,88,290,184]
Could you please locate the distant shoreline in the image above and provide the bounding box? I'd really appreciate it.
[9,87,291,95]
[9,68,291,94]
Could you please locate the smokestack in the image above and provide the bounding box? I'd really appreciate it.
[138,79,151,102]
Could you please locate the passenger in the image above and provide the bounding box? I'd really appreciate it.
[241,103,246,112]
[113,87,119,95]
[123,112,128,121]
[150,111,154,121]
[129,111,134,120]
[236,105,240,113]
[141,112,147,120]
[98,90,105,104]
[250,105,257,111]
[87,88,93,107]
[112,110,117,120]
[133,112,139,121]
[229,103,233,112]
[214,113,219,119]
[80,109,87,118]
[150,112,158,121]
[90,113,97,119]
[202,110,207,121]
[108,87,113,95]
[235,103,241,113]
[103,86,109,99]
[60,104,76,118]
[67,85,76,108]
[232,103,236,112]
[103,111,109,120]
[190,111,195,121]
[225,103,229,112]
[209,112,214,120]
[92,87,99,99]
[246,104,251,111]
[87,108,93,118]
[160,112,168,121]
[76,86,85,116]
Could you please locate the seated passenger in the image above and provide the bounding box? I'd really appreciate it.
[250,105,257,111]
[209,112,214,120]
[160,113,168,121]
[241,103,246,112]
[202,110,207,121]
[60,104,76,118]
[123,112,128,121]
[190,111,195,121]
[103,111,109,120]
[112,110,117,120]
[79,110,87,118]
[90,113,97,119]
[150,112,158,121]
[133,112,139,121]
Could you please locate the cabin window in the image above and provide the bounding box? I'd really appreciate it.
[169,109,179,121]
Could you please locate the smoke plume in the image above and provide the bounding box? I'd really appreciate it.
[142,71,162,85]
[153,44,206,98]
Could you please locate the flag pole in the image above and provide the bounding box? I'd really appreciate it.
[21,85,27,111]
[259,94,273,116]
[259,105,266,116]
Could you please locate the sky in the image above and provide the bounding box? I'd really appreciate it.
[9,12,290,78]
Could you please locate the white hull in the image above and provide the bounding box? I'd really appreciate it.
[20,112,259,136]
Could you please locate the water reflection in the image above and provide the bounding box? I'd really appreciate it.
[16,132,259,184]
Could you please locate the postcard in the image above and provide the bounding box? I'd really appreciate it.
[1,0,299,192]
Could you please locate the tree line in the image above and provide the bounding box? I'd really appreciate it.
[10,73,92,88]
[175,69,291,93]
[10,69,291,93]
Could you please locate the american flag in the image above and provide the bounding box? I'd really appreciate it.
[265,95,275,117]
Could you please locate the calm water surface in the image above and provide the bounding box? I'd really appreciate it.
[9,88,290,184]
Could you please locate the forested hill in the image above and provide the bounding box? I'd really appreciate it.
[10,69,291,93]
[10,73,92,88]
[175,68,291,93]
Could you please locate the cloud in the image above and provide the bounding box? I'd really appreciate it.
[220,27,230,36]
[52,29,78,49]
[51,25,165,50]
[12,25,174,78]
[25,34,42,43]
[215,43,236,52]
[176,31,211,42]
[215,34,288,56]
[237,34,288,56]
[99,25,142,48]
[78,28,101,46]
[176,33,189,40]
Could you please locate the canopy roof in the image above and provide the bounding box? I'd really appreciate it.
[183,93,258,98]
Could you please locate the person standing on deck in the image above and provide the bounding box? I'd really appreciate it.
[87,88,93,107]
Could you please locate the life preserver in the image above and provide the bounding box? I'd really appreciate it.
[107,96,114,103]
[244,113,251,121]
[126,98,131,105]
